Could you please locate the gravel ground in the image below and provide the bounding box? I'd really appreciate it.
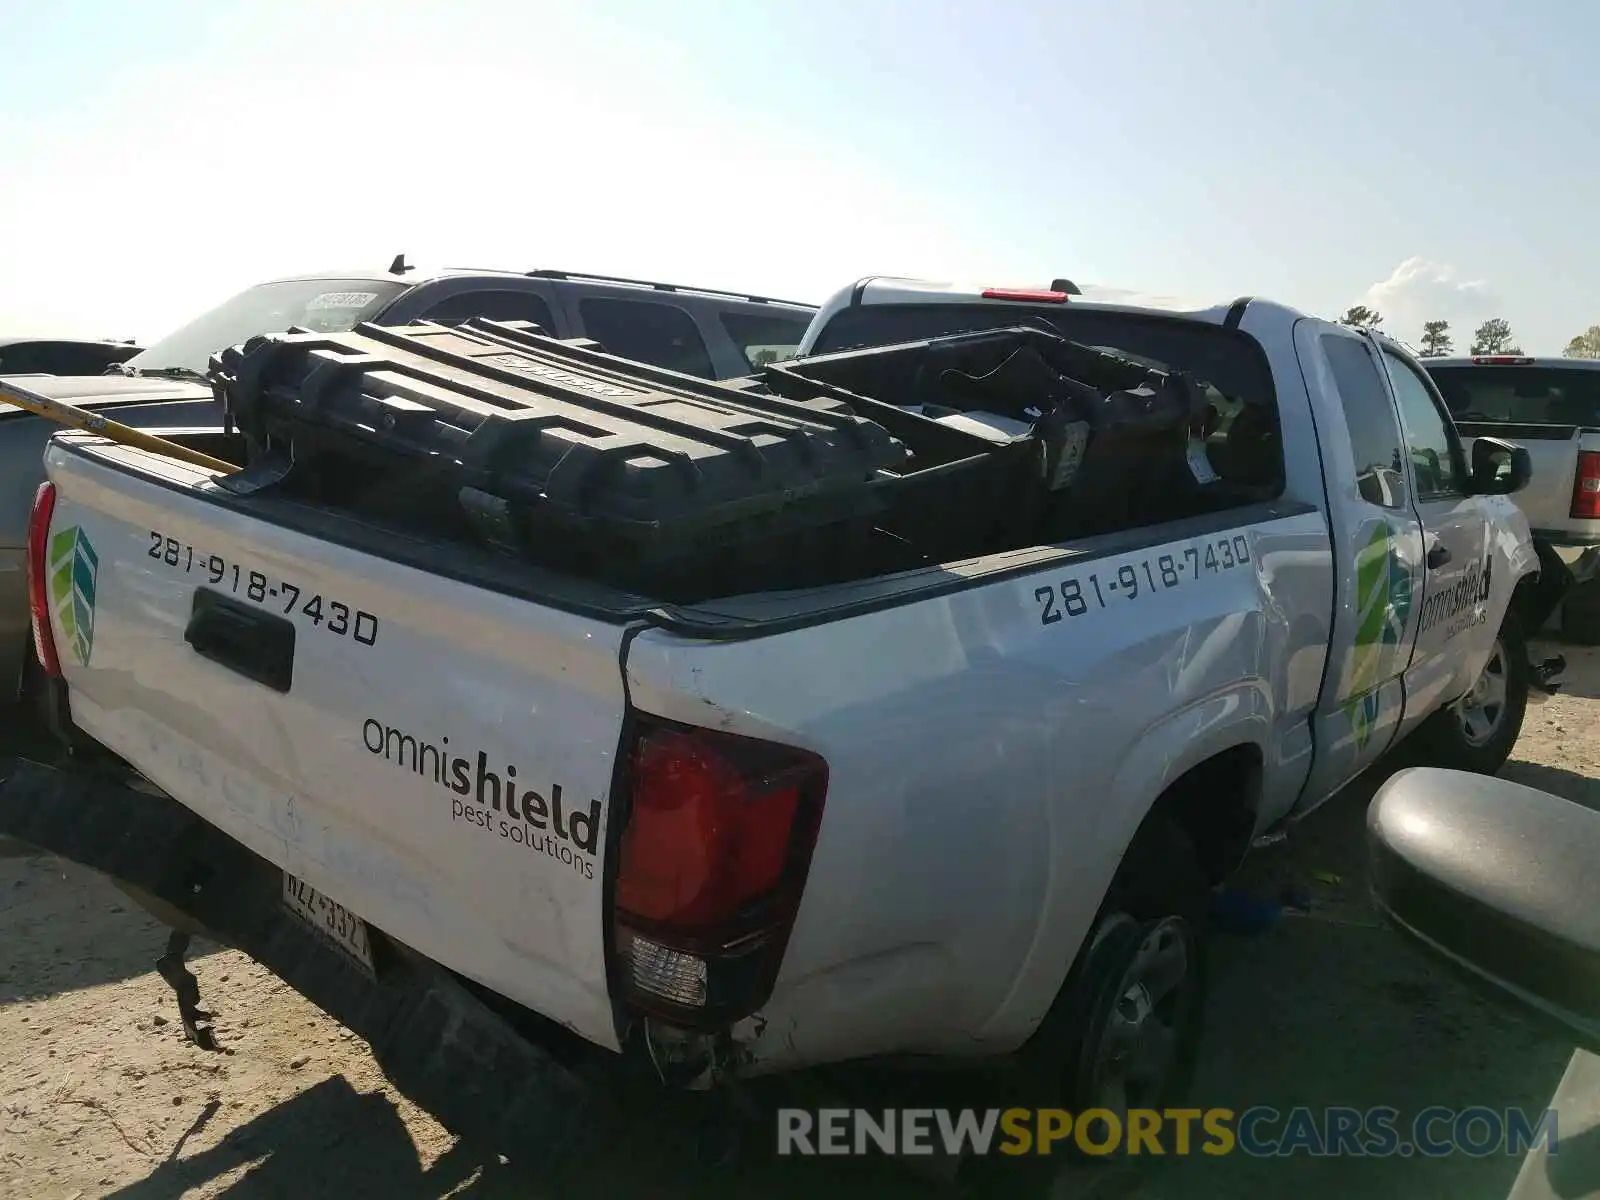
[1,641,1596,1199]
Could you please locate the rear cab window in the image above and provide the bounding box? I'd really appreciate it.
[808,302,1285,498]
[1426,365,1600,428]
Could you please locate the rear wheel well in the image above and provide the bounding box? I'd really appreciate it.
[1148,744,1262,885]
[1512,568,1541,620]
[1516,542,1573,636]
[16,643,47,725]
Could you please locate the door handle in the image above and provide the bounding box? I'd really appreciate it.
[185,588,297,692]
[1426,541,1452,569]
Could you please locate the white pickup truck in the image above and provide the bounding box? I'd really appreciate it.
[1422,354,1600,642]
[18,280,1560,1119]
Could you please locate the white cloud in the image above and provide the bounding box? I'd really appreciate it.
[1361,257,1500,341]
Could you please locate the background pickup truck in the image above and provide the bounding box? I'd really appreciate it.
[21,286,1554,1122]
[1422,354,1600,642]
[0,263,816,708]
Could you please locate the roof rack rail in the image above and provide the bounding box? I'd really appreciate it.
[524,268,815,309]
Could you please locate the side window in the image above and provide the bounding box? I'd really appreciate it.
[720,311,812,370]
[578,298,715,379]
[1383,351,1460,499]
[1321,334,1408,509]
[417,289,557,333]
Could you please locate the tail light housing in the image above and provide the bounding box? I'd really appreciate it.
[1572,452,1600,520]
[26,482,62,678]
[612,714,827,1029]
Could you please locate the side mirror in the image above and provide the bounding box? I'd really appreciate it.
[1368,767,1600,1049]
[1469,435,1533,495]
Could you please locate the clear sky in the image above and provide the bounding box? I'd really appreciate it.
[2,0,1595,354]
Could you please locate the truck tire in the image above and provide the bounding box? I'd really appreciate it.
[1018,813,1210,1148]
[1409,611,1529,776]
[1561,579,1600,646]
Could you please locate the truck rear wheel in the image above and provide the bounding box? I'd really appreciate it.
[1409,611,1529,776]
[1018,813,1210,1150]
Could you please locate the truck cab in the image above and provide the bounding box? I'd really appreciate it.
[794,276,1561,788]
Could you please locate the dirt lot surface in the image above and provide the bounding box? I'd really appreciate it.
[3,641,1598,1200]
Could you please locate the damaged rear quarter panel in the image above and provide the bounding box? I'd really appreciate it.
[624,507,1330,1074]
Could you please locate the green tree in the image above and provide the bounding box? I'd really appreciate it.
[1469,318,1522,356]
[1418,319,1454,357]
[1564,325,1600,359]
[1339,305,1383,331]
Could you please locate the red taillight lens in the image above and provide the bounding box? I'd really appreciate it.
[26,482,61,678]
[1572,452,1600,520]
[616,728,812,926]
[613,716,827,1026]
[981,287,1069,304]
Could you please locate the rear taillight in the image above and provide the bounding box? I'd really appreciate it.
[981,287,1069,303]
[1471,355,1534,366]
[26,482,61,678]
[613,715,827,1027]
[1572,452,1600,520]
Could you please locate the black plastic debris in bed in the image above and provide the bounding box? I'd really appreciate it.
[766,322,1241,545]
[209,318,910,573]
[208,317,1251,600]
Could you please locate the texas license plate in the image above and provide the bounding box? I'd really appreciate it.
[281,871,375,975]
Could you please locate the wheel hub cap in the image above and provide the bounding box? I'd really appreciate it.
[1456,638,1509,747]
[1088,917,1192,1118]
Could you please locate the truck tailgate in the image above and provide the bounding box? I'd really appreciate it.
[1458,422,1600,537]
[41,438,630,1050]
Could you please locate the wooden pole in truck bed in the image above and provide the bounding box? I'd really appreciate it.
[0,378,235,475]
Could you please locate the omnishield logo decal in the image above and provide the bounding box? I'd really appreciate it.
[1344,524,1412,750]
[48,525,99,667]
[361,718,599,881]
[1417,546,1493,642]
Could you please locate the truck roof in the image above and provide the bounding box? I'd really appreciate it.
[797,275,1312,356]
[252,265,818,313]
